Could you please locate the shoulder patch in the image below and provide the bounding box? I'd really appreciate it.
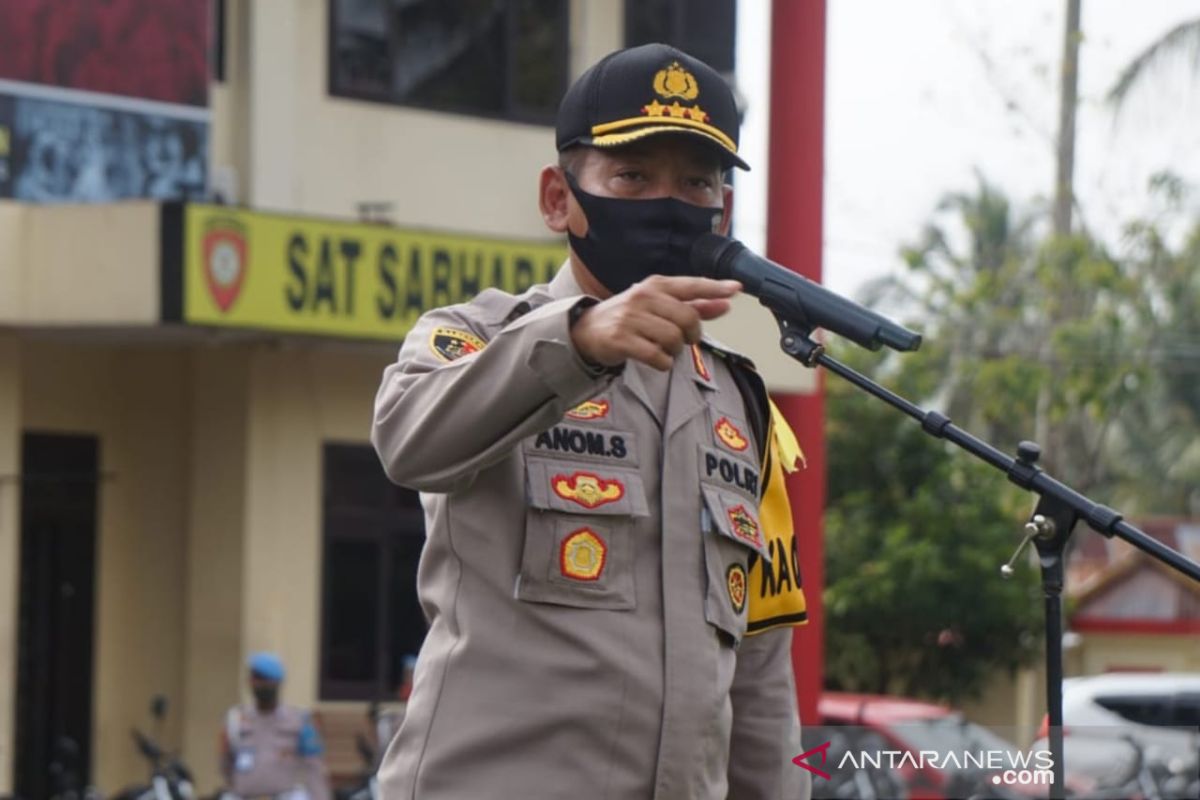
[430,326,486,362]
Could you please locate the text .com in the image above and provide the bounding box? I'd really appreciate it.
[993,767,1055,787]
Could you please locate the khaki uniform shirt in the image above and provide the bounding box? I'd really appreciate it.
[221,705,331,800]
[372,266,807,800]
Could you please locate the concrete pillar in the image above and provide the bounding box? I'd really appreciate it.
[768,0,827,726]
[570,0,624,78]
[245,1,301,209]
[0,335,21,793]
[180,346,251,790]
[241,347,325,708]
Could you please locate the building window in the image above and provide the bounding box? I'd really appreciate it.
[329,0,569,124]
[320,443,427,701]
[624,0,736,74]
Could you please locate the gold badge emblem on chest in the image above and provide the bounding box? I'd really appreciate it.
[552,471,625,509]
[560,528,607,581]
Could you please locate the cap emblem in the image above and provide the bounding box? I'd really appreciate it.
[653,61,700,100]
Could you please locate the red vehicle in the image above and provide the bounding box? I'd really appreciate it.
[816,692,1051,800]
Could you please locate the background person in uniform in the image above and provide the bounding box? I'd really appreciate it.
[373,43,810,799]
[219,652,331,800]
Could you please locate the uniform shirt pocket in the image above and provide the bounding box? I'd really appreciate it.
[700,487,771,646]
[526,457,649,516]
[517,457,646,609]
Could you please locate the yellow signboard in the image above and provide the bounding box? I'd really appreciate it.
[174,204,566,341]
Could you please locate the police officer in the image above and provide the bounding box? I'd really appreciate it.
[373,43,810,799]
[219,652,331,800]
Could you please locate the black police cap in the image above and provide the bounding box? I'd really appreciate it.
[556,43,749,171]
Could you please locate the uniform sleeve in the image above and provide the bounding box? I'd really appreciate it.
[218,729,233,786]
[297,714,331,800]
[726,627,811,800]
[372,296,617,492]
[219,707,239,786]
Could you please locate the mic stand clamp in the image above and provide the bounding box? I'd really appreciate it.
[777,317,825,367]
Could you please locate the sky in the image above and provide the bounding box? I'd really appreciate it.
[735,0,1200,302]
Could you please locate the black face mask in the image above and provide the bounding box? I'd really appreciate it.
[252,686,279,710]
[565,172,724,294]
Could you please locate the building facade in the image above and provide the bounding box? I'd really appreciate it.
[0,1,821,794]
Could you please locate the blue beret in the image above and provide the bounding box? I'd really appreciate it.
[248,651,285,681]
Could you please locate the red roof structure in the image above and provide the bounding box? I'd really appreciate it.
[1067,519,1200,635]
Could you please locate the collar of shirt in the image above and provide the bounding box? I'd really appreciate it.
[548,260,588,300]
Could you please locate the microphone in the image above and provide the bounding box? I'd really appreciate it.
[691,233,921,353]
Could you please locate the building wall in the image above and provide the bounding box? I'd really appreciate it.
[1,336,393,792]
[238,342,392,705]
[0,205,27,322]
[1074,632,1200,674]
[20,340,191,790]
[177,341,392,791]
[211,1,608,237]
[0,201,161,326]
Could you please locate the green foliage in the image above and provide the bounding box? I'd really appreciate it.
[824,171,1200,702]
[824,345,1044,704]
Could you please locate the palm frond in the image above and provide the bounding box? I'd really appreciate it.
[1107,18,1200,109]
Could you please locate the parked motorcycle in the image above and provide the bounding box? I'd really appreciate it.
[110,696,195,800]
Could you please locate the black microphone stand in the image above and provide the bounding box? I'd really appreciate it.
[771,312,1200,800]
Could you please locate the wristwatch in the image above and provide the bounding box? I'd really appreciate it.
[568,298,623,377]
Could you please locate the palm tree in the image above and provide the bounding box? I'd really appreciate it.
[1108,18,1200,109]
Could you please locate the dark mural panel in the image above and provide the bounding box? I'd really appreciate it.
[5,95,207,202]
[0,94,13,197]
[0,0,209,106]
[0,0,210,201]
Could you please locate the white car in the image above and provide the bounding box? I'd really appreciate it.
[1034,673,1200,793]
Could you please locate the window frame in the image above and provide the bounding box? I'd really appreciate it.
[318,442,427,702]
[326,0,570,126]
[622,0,736,75]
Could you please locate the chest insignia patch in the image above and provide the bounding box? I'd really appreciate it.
[552,471,625,509]
[714,417,749,452]
[566,398,610,421]
[430,327,486,362]
[560,528,607,581]
[726,563,747,613]
[727,504,763,548]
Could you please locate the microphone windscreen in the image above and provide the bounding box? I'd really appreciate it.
[690,233,738,279]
